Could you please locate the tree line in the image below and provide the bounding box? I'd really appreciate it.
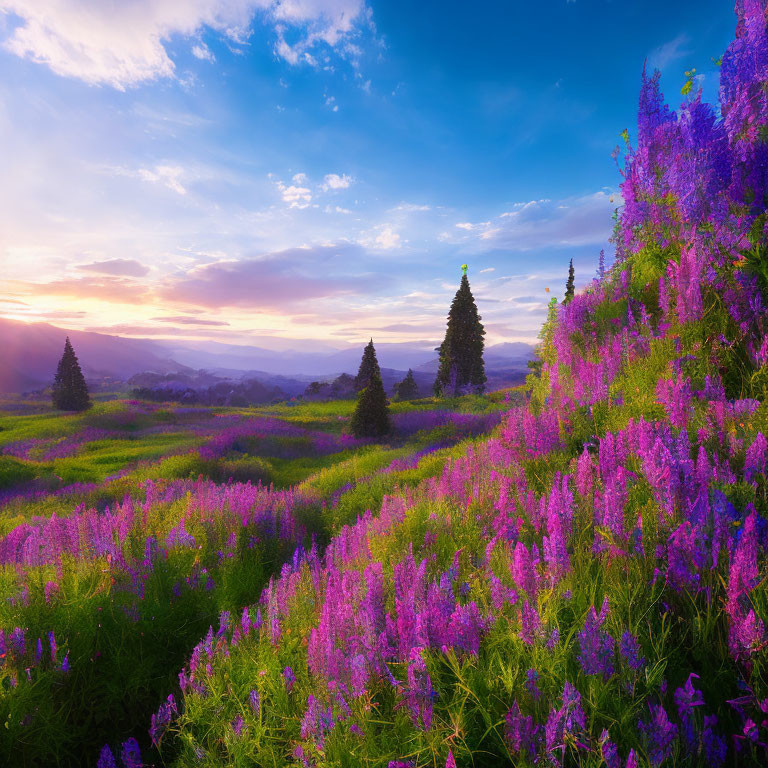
[50,262,578,440]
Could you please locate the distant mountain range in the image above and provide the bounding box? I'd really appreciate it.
[0,318,187,393]
[0,318,534,394]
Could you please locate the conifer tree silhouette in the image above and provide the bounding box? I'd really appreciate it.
[52,337,91,411]
[565,259,575,303]
[434,265,486,396]
[354,338,383,391]
[351,350,390,439]
[395,368,419,401]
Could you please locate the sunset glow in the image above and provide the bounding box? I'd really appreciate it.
[0,1,736,350]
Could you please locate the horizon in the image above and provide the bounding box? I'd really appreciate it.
[0,0,737,353]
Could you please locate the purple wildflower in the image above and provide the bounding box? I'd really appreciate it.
[505,700,537,757]
[447,602,486,656]
[284,665,296,692]
[545,681,586,759]
[149,694,178,746]
[96,745,117,768]
[577,597,614,678]
[638,704,677,766]
[525,668,541,701]
[619,632,645,671]
[702,715,727,767]
[600,729,621,768]
[120,738,142,768]
[519,601,541,645]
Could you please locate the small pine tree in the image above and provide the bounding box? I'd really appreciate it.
[564,259,575,303]
[395,369,419,401]
[434,265,486,397]
[350,370,390,438]
[52,337,91,411]
[354,338,383,391]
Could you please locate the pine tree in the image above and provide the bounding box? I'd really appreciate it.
[354,338,382,391]
[434,265,486,397]
[395,369,419,401]
[52,337,91,411]
[564,259,575,303]
[350,370,390,438]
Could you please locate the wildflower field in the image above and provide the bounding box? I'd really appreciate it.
[0,394,510,766]
[3,1,768,767]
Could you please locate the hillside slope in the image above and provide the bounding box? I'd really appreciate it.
[0,319,187,392]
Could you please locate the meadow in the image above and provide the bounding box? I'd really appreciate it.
[0,394,513,766]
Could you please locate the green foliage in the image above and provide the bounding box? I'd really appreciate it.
[354,339,383,392]
[394,369,419,401]
[350,371,391,439]
[52,338,91,412]
[681,68,697,96]
[435,272,487,396]
[564,258,575,303]
[738,240,768,296]
[0,456,36,489]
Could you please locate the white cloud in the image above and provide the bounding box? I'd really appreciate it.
[273,0,368,64]
[479,267,495,273]
[277,178,312,208]
[358,224,401,250]
[455,221,489,231]
[648,33,691,72]
[138,165,188,195]
[322,172,352,191]
[191,42,215,61]
[374,226,400,249]
[0,0,371,89]
[107,163,188,195]
[390,203,431,212]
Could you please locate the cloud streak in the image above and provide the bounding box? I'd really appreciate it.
[76,259,150,277]
[21,276,150,303]
[151,315,229,326]
[449,191,619,251]
[648,33,691,72]
[159,244,381,309]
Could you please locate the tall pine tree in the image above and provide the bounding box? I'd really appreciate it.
[354,338,382,391]
[52,337,91,411]
[350,369,390,438]
[434,265,486,396]
[395,369,419,401]
[564,259,575,303]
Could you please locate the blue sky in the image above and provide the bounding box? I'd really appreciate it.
[0,0,738,353]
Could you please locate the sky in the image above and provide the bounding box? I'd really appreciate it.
[0,0,738,353]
